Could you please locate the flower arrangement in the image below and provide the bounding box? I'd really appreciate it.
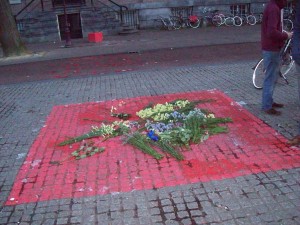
[57,99,232,162]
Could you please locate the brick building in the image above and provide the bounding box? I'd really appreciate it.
[8,0,292,43]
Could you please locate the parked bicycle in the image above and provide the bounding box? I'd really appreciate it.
[173,13,201,29]
[238,13,257,26]
[253,13,263,24]
[154,16,181,30]
[252,38,294,89]
[201,8,225,27]
[223,14,242,27]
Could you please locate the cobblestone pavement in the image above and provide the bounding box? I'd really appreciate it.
[0,60,299,225]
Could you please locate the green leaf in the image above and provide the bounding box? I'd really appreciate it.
[201,134,210,142]
[71,151,79,156]
[80,155,87,159]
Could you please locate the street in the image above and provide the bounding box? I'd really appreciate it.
[0,42,260,85]
[0,26,299,225]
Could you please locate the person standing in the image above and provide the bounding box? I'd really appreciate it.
[261,0,293,115]
[288,0,300,146]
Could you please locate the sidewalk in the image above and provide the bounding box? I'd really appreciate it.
[0,25,261,66]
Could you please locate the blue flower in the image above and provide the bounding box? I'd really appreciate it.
[147,130,159,141]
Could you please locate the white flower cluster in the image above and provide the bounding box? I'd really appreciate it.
[91,123,115,137]
[186,108,206,119]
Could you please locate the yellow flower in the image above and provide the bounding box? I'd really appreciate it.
[207,114,215,118]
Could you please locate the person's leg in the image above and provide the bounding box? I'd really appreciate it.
[262,51,281,111]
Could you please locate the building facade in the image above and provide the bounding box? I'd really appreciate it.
[8,0,292,43]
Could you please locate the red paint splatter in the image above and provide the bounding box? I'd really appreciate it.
[5,90,300,206]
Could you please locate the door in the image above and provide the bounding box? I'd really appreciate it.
[58,13,83,40]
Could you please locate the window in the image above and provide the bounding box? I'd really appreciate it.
[9,0,21,4]
[171,7,193,18]
[52,0,85,6]
[230,4,250,16]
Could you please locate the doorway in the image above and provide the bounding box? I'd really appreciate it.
[58,13,83,40]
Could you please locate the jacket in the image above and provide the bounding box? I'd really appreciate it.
[261,0,288,51]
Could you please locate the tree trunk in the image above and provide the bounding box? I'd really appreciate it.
[0,0,28,57]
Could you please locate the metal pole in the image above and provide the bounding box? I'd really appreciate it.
[41,0,44,11]
[63,0,72,47]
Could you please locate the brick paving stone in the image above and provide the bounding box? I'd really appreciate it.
[162,206,173,213]
[190,209,202,217]
[56,218,69,225]
[164,213,176,220]
[176,210,189,219]
[164,220,180,225]
[174,203,186,211]
[181,218,193,224]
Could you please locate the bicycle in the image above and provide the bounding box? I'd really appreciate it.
[253,13,263,24]
[154,16,181,30]
[239,13,257,26]
[234,8,257,26]
[202,8,225,27]
[252,38,294,89]
[224,14,242,27]
[187,15,201,28]
[173,13,201,29]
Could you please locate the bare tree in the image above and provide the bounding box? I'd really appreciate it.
[0,0,27,57]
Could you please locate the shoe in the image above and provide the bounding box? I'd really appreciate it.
[264,108,281,115]
[272,102,284,108]
[287,135,300,146]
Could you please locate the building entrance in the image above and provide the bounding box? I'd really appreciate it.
[58,13,83,40]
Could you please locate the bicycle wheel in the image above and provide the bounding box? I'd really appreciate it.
[253,58,265,89]
[188,18,201,28]
[234,16,243,26]
[218,14,226,25]
[283,19,293,31]
[247,15,257,25]
[281,56,294,76]
[224,17,234,26]
[212,15,223,26]
[170,17,181,30]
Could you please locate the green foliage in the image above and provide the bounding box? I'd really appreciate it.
[125,133,164,160]
[57,98,233,161]
[184,115,204,144]
[159,128,192,147]
[152,140,184,160]
[71,141,105,160]
[58,130,104,146]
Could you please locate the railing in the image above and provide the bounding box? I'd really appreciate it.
[171,6,193,18]
[14,0,42,32]
[96,0,128,24]
[15,0,37,18]
[121,10,139,29]
[95,0,139,28]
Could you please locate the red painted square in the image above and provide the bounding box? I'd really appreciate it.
[5,90,300,205]
[88,32,103,43]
